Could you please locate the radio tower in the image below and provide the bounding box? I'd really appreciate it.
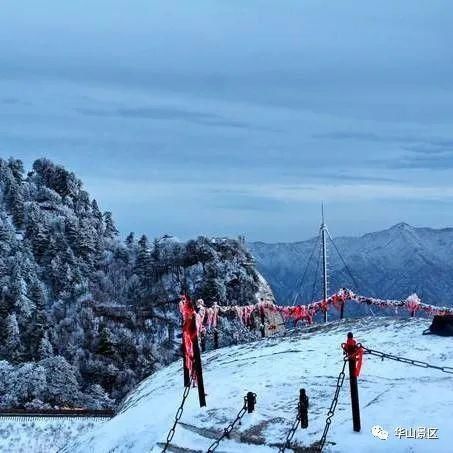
[320,204,328,322]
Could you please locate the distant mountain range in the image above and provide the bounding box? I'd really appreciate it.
[249,223,453,307]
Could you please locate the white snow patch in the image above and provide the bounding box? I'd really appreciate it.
[0,417,108,453]
[65,317,453,452]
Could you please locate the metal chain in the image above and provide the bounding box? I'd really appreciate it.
[278,402,301,452]
[316,360,347,452]
[162,384,191,452]
[206,396,249,452]
[362,346,453,374]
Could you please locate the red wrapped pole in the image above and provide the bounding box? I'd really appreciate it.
[180,295,206,407]
[343,332,362,432]
[182,339,191,387]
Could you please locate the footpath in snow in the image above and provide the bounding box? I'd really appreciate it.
[66,317,453,452]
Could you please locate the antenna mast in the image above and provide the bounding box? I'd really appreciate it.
[320,204,328,322]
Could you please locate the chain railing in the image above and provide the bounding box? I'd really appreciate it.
[206,393,256,452]
[362,346,453,374]
[315,360,347,452]
[278,402,301,452]
[162,384,192,452]
[162,338,452,453]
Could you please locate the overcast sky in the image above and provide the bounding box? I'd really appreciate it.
[1,1,453,242]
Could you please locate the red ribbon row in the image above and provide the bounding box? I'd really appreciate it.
[188,289,453,333]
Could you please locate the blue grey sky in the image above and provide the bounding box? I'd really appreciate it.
[1,1,453,241]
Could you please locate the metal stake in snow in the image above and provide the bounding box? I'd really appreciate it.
[200,331,207,352]
[206,392,256,452]
[213,329,219,349]
[299,388,309,429]
[278,388,309,452]
[343,332,361,432]
[260,302,266,338]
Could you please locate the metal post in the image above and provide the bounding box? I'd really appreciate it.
[200,332,206,352]
[321,205,328,323]
[181,297,192,388]
[299,388,309,429]
[191,313,206,408]
[246,392,256,413]
[346,332,361,432]
[182,341,190,387]
[213,329,219,349]
[260,305,266,338]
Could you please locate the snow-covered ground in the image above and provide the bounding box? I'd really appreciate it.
[65,317,453,452]
[0,417,109,453]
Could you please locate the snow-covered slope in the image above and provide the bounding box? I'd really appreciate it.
[65,317,453,452]
[249,223,453,306]
[0,417,107,453]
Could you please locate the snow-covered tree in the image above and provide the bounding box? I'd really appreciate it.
[125,232,135,248]
[38,333,53,360]
[103,211,118,238]
[0,157,262,409]
[5,313,21,361]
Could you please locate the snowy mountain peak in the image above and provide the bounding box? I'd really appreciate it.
[249,223,453,305]
[390,221,413,231]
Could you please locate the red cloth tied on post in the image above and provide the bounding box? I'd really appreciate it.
[293,305,305,322]
[354,345,364,377]
[331,293,346,311]
[296,305,310,324]
[320,299,329,313]
[344,336,364,377]
[330,294,340,310]
[243,305,254,326]
[277,304,313,325]
[179,295,198,381]
[234,305,243,322]
[176,289,453,337]
[279,306,292,320]
[205,307,214,330]
[195,299,206,335]
[204,303,219,330]
[212,303,219,328]
[406,294,421,315]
